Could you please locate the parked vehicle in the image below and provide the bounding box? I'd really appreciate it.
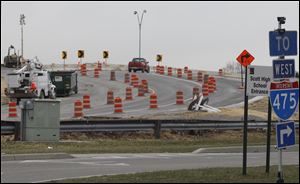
[128,58,150,73]
[5,57,56,104]
[49,70,78,97]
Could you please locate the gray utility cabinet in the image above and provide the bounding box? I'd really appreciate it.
[20,99,60,141]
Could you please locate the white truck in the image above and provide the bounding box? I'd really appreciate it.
[5,57,56,104]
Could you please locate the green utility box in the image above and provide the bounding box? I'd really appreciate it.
[49,70,78,97]
[20,99,61,141]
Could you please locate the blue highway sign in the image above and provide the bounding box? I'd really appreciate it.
[269,31,297,56]
[270,81,299,120]
[276,121,296,149]
[273,59,295,79]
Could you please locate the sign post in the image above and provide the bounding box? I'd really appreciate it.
[268,17,298,182]
[236,49,255,176]
[78,50,84,66]
[62,51,67,70]
[103,50,109,65]
[156,54,162,65]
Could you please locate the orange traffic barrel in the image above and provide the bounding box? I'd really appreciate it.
[203,74,209,84]
[176,91,184,105]
[125,87,133,100]
[94,67,100,78]
[81,64,87,76]
[208,77,214,93]
[219,69,223,76]
[197,71,203,82]
[133,76,139,88]
[193,87,200,97]
[156,65,160,74]
[8,102,17,118]
[138,84,145,96]
[187,70,193,80]
[74,100,83,118]
[141,80,149,93]
[98,62,102,71]
[168,67,172,76]
[124,73,130,83]
[160,66,165,75]
[212,77,217,91]
[184,66,188,73]
[202,83,209,97]
[149,93,158,109]
[110,70,116,81]
[177,68,182,78]
[83,94,91,108]
[114,97,123,113]
[107,90,114,104]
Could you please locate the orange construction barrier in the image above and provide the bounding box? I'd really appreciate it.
[124,73,130,83]
[74,100,83,118]
[177,68,182,78]
[197,71,203,82]
[160,66,165,75]
[80,64,87,76]
[110,70,116,81]
[184,66,188,74]
[149,93,158,109]
[132,75,139,88]
[8,102,17,118]
[83,94,91,108]
[107,90,114,104]
[94,67,100,78]
[168,67,172,76]
[141,80,149,93]
[176,91,184,105]
[202,83,209,97]
[212,77,217,91]
[125,87,133,100]
[98,62,102,71]
[138,84,145,96]
[114,97,123,113]
[187,70,193,80]
[208,77,214,93]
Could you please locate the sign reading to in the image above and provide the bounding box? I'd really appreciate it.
[272,59,295,79]
[269,31,298,56]
[78,50,84,58]
[156,54,162,62]
[236,50,255,67]
[269,81,299,120]
[103,51,109,59]
[62,51,67,60]
[246,65,273,96]
[276,121,296,149]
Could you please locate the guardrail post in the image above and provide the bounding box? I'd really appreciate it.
[14,121,21,141]
[154,121,161,139]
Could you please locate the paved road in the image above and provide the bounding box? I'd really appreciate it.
[1,66,245,120]
[1,152,298,183]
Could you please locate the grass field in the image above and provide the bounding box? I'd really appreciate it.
[49,165,299,183]
[2,130,298,154]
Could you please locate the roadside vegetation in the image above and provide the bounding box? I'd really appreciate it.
[49,165,299,183]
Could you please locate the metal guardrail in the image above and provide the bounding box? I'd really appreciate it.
[1,119,299,139]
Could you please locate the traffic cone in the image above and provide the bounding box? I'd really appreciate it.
[74,100,83,118]
[176,91,184,105]
[114,97,123,113]
[8,102,17,118]
[149,93,158,109]
[107,90,114,104]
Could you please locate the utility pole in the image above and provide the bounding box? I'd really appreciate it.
[134,10,146,59]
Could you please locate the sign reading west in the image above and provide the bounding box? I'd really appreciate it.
[272,59,295,79]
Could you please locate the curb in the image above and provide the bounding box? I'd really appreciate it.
[1,153,74,161]
[192,144,299,154]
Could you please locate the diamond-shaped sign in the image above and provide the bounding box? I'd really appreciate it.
[236,50,255,67]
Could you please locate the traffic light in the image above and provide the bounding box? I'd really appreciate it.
[62,51,67,60]
[103,51,109,59]
[156,54,162,62]
[78,50,84,58]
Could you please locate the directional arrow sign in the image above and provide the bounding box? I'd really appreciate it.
[156,54,162,62]
[269,81,299,120]
[62,51,67,60]
[103,51,109,59]
[236,50,255,67]
[78,50,84,58]
[276,121,296,149]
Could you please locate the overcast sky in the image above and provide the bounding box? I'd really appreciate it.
[1,1,299,71]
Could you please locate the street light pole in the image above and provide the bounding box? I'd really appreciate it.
[20,14,25,63]
[134,10,146,59]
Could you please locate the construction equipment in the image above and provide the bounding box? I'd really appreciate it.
[3,45,21,68]
[188,93,220,112]
[5,57,56,104]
